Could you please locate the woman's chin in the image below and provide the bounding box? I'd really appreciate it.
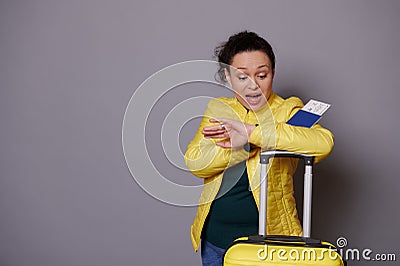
[248,100,267,111]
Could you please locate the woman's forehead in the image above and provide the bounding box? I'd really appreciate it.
[230,51,271,70]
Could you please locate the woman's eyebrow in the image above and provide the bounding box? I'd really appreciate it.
[256,64,270,69]
[236,64,270,70]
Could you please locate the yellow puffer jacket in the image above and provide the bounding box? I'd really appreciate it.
[184,92,334,252]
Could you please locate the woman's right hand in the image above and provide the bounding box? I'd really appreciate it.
[202,118,256,149]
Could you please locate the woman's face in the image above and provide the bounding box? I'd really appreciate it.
[225,50,274,111]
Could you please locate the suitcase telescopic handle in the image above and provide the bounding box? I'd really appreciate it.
[259,151,314,238]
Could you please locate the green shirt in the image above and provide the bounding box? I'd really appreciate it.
[202,161,259,249]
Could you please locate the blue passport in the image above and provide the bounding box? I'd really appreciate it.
[286,99,331,128]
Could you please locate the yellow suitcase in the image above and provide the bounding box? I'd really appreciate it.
[223,151,345,266]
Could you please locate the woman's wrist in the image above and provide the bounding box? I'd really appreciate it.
[244,124,259,152]
[246,123,258,137]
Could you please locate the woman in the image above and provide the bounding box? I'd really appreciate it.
[184,31,334,265]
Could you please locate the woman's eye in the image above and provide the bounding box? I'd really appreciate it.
[258,74,267,79]
[238,76,248,81]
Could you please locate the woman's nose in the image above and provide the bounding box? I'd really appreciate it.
[248,78,258,90]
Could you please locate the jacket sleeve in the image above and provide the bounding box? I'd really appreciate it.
[184,99,254,179]
[248,97,334,163]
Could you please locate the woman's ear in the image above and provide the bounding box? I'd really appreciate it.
[224,68,232,87]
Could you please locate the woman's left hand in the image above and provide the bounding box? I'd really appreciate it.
[202,118,256,149]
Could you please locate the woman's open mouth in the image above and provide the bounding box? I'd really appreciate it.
[245,93,262,105]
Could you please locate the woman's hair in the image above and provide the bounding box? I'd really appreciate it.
[214,31,275,83]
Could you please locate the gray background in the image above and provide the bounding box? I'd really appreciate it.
[1,0,399,265]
